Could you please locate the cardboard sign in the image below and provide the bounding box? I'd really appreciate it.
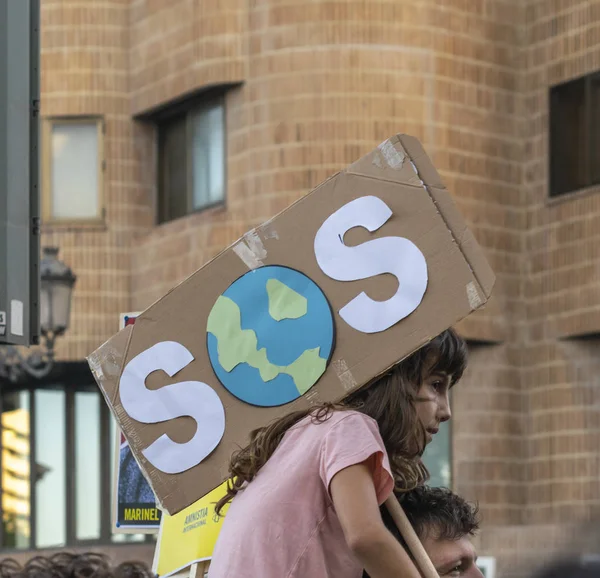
[88,134,495,515]
[112,313,162,533]
[153,481,229,577]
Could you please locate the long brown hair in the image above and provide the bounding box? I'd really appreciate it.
[215,328,467,515]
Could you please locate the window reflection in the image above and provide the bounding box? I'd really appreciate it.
[75,391,101,540]
[50,122,100,219]
[192,100,225,209]
[35,390,66,548]
[1,391,31,548]
[0,383,119,549]
[422,418,451,488]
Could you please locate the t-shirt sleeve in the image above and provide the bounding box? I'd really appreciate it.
[319,412,394,506]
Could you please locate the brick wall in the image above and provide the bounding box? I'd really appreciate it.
[40,0,136,360]
[453,343,526,528]
[129,0,246,115]
[522,0,600,528]
[129,0,523,347]
[524,1,600,338]
[35,0,600,575]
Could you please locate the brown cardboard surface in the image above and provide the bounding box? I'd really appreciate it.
[87,134,495,515]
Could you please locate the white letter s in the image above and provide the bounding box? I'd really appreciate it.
[314,196,428,333]
[120,341,225,474]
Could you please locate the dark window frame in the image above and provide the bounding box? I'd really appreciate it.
[549,71,600,198]
[0,363,154,551]
[157,94,227,225]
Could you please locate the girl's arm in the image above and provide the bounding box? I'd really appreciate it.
[330,461,423,578]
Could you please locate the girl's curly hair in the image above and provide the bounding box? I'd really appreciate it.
[215,328,467,515]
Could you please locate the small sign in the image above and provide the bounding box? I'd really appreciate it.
[0,311,6,325]
[153,481,229,577]
[112,312,160,534]
[0,326,5,336]
[114,430,162,532]
[10,300,23,336]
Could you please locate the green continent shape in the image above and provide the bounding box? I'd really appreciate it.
[285,347,327,394]
[266,278,308,321]
[207,295,326,394]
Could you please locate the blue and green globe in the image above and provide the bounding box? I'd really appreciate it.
[207,265,335,407]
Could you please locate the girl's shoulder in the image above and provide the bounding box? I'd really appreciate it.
[327,409,378,427]
[285,409,386,457]
[294,408,379,433]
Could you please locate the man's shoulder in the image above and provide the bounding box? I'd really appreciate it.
[287,410,381,446]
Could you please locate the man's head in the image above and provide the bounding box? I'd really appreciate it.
[367,486,483,578]
[0,552,153,578]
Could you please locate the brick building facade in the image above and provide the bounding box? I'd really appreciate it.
[3,1,600,576]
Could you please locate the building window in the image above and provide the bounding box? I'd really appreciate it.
[42,118,104,222]
[0,377,112,549]
[74,391,102,541]
[550,73,600,197]
[158,97,226,224]
[34,389,66,548]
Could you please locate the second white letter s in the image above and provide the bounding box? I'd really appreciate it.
[314,195,428,334]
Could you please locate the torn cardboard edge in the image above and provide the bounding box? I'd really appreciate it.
[88,325,171,512]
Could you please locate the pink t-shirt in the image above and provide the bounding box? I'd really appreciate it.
[208,410,394,578]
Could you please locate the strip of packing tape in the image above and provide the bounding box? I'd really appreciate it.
[373,138,425,189]
[245,230,267,260]
[304,389,322,405]
[373,138,406,170]
[87,346,122,389]
[332,359,358,392]
[466,281,483,310]
[233,230,267,270]
[261,221,279,240]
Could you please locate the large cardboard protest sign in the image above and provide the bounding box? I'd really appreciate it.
[88,134,495,515]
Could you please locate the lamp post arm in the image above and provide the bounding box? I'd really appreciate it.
[0,333,56,383]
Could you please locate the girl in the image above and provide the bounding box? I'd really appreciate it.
[209,328,467,578]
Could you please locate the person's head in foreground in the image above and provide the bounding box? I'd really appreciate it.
[0,552,153,578]
[216,327,468,514]
[363,486,482,578]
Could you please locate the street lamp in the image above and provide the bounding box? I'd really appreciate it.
[0,247,77,382]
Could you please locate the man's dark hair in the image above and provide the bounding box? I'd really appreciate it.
[362,486,480,578]
[385,486,480,543]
